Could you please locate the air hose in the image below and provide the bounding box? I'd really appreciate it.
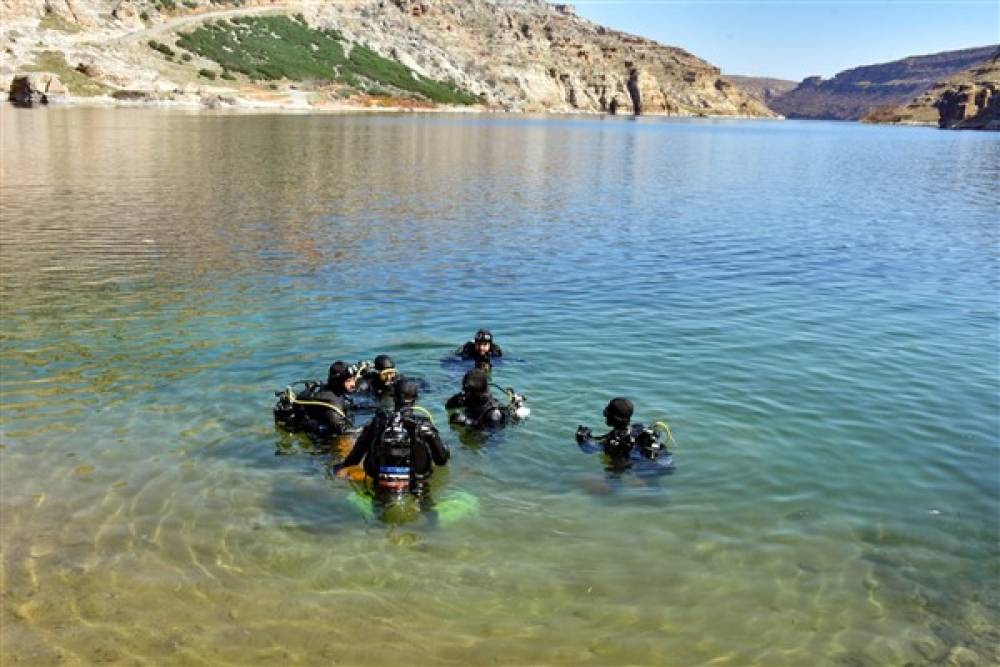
[651,420,678,449]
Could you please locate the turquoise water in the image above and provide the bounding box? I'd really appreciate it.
[1,108,998,665]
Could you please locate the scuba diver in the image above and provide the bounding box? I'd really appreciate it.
[273,361,357,439]
[445,368,528,430]
[333,379,450,499]
[355,354,399,399]
[455,329,503,370]
[352,354,429,412]
[575,397,675,475]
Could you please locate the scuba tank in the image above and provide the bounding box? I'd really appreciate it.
[603,428,636,458]
[635,425,665,461]
[273,380,321,429]
[375,411,413,492]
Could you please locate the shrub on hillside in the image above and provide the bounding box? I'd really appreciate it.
[176,15,478,104]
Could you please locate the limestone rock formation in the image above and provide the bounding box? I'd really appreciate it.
[1,0,774,116]
[770,45,998,120]
[9,72,69,105]
[865,52,1000,130]
[44,0,100,28]
[725,75,797,108]
[111,1,144,30]
[306,0,772,116]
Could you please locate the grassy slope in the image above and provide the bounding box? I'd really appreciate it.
[175,15,479,105]
[26,52,114,97]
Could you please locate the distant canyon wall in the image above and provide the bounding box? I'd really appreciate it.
[768,45,999,121]
[864,51,1000,130]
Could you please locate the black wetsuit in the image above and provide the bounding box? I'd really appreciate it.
[275,381,353,438]
[352,370,395,412]
[445,391,510,429]
[577,424,673,474]
[341,407,450,496]
[353,373,429,412]
[456,341,503,368]
[357,370,395,396]
[298,384,354,436]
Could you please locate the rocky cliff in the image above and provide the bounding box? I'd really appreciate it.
[1,0,773,116]
[864,51,1000,129]
[769,45,998,121]
[724,75,796,108]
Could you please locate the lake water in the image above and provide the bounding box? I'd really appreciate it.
[1,108,997,665]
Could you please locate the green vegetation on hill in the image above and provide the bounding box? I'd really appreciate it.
[175,15,478,105]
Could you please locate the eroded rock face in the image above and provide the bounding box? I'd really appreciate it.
[1,0,44,25]
[111,1,144,30]
[865,52,1000,130]
[76,61,103,79]
[44,0,99,28]
[936,82,999,129]
[772,45,998,120]
[1,0,774,116]
[9,72,69,106]
[311,0,773,116]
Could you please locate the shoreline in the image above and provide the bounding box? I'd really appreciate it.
[1,92,782,120]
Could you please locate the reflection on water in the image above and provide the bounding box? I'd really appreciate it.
[2,108,999,665]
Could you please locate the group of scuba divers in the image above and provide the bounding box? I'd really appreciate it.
[273,329,676,513]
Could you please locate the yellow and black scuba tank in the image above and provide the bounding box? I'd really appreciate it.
[375,411,413,492]
[272,380,322,430]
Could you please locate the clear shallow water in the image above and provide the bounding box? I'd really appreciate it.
[1,108,998,665]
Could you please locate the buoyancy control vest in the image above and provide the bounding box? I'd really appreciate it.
[604,424,664,460]
[273,381,350,435]
[374,411,415,492]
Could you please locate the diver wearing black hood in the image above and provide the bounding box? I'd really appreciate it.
[336,379,450,497]
[576,397,673,472]
[274,361,355,437]
[445,368,512,429]
[456,329,503,370]
[356,354,399,399]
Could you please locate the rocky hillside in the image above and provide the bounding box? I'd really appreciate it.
[864,51,1000,129]
[724,75,796,108]
[0,0,773,116]
[769,45,998,120]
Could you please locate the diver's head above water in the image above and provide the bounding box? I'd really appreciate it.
[474,329,493,357]
[394,378,420,410]
[372,354,398,390]
[603,397,634,429]
[462,368,489,398]
[327,360,357,396]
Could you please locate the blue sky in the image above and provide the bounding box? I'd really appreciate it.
[568,0,999,81]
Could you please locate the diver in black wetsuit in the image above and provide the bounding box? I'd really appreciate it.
[576,397,674,474]
[335,379,450,498]
[455,329,503,370]
[352,354,429,413]
[355,354,399,400]
[274,361,356,438]
[445,368,525,430]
